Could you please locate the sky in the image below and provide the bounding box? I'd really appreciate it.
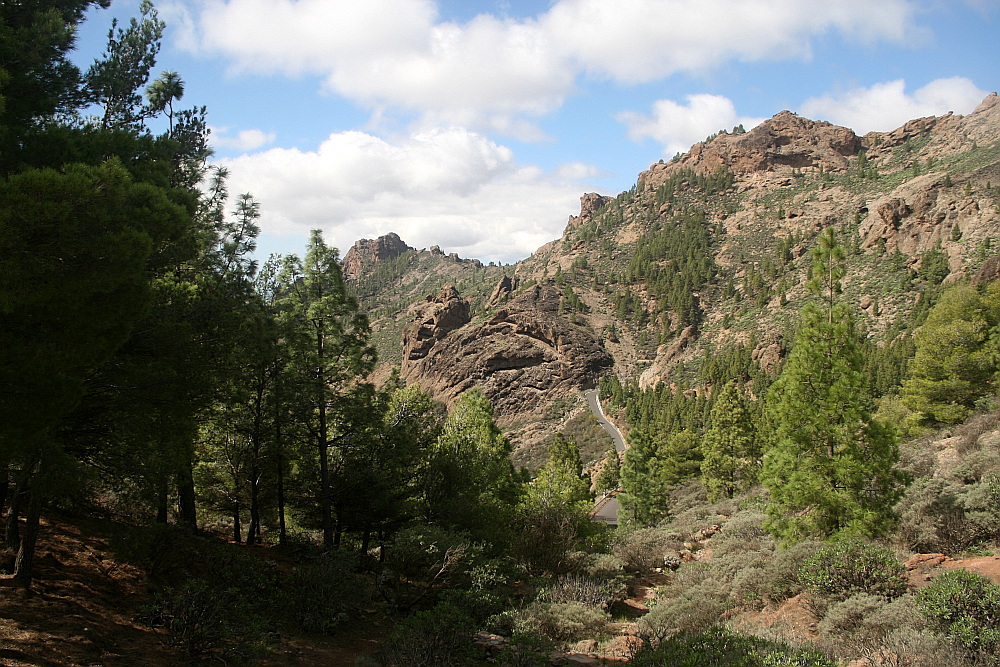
[74,0,998,265]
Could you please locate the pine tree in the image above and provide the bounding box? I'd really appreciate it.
[619,428,672,525]
[762,228,904,542]
[701,381,758,501]
[278,230,376,547]
[902,282,1000,424]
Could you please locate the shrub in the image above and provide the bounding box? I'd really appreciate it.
[895,477,1000,555]
[282,550,364,634]
[639,563,730,641]
[916,569,1000,658]
[374,601,477,667]
[613,526,681,572]
[756,540,825,602]
[798,542,906,602]
[819,594,930,663]
[145,579,264,658]
[515,601,609,644]
[545,573,614,608]
[629,626,836,666]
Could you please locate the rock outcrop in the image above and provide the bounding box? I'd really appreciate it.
[401,282,613,417]
[566,193,613,229]
[342,232,413,281]
[640,110,861,189]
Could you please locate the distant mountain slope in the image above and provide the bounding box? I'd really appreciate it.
[347,93,1000,462]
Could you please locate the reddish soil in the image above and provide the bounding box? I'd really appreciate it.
[0,513,385,666]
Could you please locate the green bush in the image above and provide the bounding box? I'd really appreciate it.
[896,477,1000,555]
[145,579,264,659]
[639,563,730,641]
[515,601,610,643]
[629,626,836,666]
[916,569,1000,658]
[282,550,364,634]
[374,601,477,666]
[798,542,906,602]
[819,594,931,662]
[612,526,681,572]
[756,540,825,603]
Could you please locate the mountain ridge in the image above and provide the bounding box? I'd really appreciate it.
[347,93,1000,464]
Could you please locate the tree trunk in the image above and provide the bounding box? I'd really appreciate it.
[176,460,197,529]
[156,475,169,524]
[12,488,41,588]
[317,331,334,549]
[247,474,260,545]
[0,464,9,520]
[233,504,242,543]
[275,405,287,547]
[5,478,25,550]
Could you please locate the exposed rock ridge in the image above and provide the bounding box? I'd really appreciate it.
[342,232,414,281]
[400,281,613,417]
[640,110,861,189]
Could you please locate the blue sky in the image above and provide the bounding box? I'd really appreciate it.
[75,0,998,265]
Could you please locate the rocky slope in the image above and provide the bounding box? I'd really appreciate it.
[400,282,613,418]
[348,93,1000,458]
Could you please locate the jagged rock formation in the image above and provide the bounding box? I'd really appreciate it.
[357,94,1000,452]
[342,232,413,281]
[566,193,614,228]
[640,111,861,188]
[400,280,613,418]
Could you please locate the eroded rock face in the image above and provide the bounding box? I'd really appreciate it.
[401,285,471,362]
[401,282,613,417]
[640,110,861,188]
[566,193,614,229]
[342,232,413,281]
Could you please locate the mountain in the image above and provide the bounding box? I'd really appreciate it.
[347,93,1000,466]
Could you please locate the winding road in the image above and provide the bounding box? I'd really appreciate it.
[585,389,625,526]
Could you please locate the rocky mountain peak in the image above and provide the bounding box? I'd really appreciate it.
[342,232,414,281]
[566,193,614,229]
[640,109,861,189]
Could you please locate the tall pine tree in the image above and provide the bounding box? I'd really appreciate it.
[762,228,904,542]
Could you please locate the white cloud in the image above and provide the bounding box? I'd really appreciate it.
[175,0,921,135]
[543,0,920,83]
[618,94,766,157]
[799,77,989,133]
[219,128,597,264]
[210,127,276,151]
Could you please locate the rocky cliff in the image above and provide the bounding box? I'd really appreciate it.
[351,94,1000,454]
[342,232,414,281]
[400,281,613,419]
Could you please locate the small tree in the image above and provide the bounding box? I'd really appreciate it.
[701,381,758,501]
[762,229,904,542]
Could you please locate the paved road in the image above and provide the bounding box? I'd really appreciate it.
[585,389,625,526]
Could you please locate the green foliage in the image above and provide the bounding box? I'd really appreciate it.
[818,594,935,663]
[85,0,165,131]
[917,569,1000,658]
[629,626,836,666]
[895,476,1000,555]
[613,526,682,572]
[424,389,522,543]
[595,445,620,492]
[515,601,609,644]
[798,542,907,602]
[146,578,263,657]
[917,243,951,284]
[625,209,717,331]
[701,382,759,501]
[903,282,1000,425]
[375,601,477,667]
[762,229,904,542]
[620,427,702,525]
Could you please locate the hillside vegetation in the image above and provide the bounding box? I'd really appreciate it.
[5,3,1000,665]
